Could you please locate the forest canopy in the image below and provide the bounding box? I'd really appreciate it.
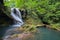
[4,0,60,29]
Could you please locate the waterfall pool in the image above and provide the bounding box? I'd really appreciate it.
[35,27,60,40]
[0,8,60,40]
[0,26,60,40]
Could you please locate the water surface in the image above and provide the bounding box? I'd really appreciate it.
[35,27,60,40]
[0,27,60,40]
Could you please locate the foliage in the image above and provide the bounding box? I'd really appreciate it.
[4,0,60,29]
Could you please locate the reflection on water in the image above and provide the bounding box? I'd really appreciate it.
[1,26,34,40]
[35,27,60,40]
[0,27,60,40]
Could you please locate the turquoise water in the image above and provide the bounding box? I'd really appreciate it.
[0,27,60,40]
[35,27,60,40]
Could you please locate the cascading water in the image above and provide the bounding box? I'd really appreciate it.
[3,8,24,40]
[11,8,24,27]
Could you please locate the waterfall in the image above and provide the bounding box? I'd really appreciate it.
[3,8,24,40]
[11,8,24,27]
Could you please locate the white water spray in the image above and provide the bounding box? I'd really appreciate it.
[3,8,24,40]
[11,8,24,27]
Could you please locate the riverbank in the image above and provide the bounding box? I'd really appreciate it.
[40,24,60,32]
[2,27,35,40]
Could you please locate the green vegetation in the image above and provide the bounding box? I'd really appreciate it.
[0,0,60,40]
[4,0,60,30]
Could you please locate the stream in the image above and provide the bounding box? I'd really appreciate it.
[0,27,60,40]
[0,8,60,40]
[0,8,24,40]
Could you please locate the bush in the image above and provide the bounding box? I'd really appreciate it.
[4,0,60,29]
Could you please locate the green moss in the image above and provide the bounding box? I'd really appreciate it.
[50,23,60,30]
